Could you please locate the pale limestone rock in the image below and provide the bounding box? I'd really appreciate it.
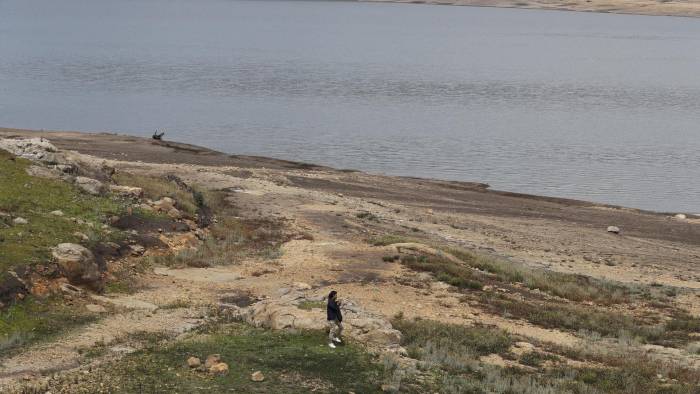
[52,243,100,285]
[251,371,265,382]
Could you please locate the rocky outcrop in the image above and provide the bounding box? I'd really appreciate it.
[236,290,403,349]
[0,138,59,163]
[51,243,101,287]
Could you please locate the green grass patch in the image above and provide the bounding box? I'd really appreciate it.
[49,322,386,393]
[0,150,126,272]
[367,235,411,246]
[297,300,325,311]
[0,296,99,354]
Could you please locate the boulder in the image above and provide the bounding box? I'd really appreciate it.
[204,354,222,368]
[187,357,201,368]
[52,243,100,285]
[50,210,64,216]
[674,214,687,220]
[606,226,620,234]
[251,371,265,382]
[108,185,144,198]
[209,362,229,375]
[13,217,28,225]
[75,177,106,196]
[0,138,59,163]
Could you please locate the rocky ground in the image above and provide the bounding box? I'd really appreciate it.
[0,128,699,393]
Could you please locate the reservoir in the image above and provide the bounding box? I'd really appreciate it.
[1,0,699,212]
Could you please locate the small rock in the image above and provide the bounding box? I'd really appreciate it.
[209,362,229,375]
[187,356,201,368]
[50,210,64,216]
[674,213,687,220]
[204,354,222,368]
[606,226,620,234]
[85,304,107,313]
[13,217,28,225]
[59,283,83,295]
[129,244,146,256]
[251,370,265,382]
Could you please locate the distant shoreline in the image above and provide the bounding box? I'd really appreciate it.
[360,0,700,19]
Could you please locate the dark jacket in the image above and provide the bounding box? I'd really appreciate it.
[327,298,342,322]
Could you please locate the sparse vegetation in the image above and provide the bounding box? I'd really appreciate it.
[392,317,700,393]
[367,235,411,246]
[518,351,559,368]
[400,255,484,290]
[393,318,512,359]
[112,172,199,216]
[152,216,288,268]
[448,248,630,304]
[356,211,380,222]
[480,293,700,348]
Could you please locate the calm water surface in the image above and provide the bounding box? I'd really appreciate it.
[1,0,699,212]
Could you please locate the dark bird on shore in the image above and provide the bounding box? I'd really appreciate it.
[152,130,165,140]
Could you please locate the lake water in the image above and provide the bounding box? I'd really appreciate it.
[1,0,699,213]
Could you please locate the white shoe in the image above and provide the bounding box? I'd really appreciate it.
[328,343,336,349]
[333,337,342,343]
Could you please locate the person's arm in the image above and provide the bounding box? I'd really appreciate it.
[336,300,343,322]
